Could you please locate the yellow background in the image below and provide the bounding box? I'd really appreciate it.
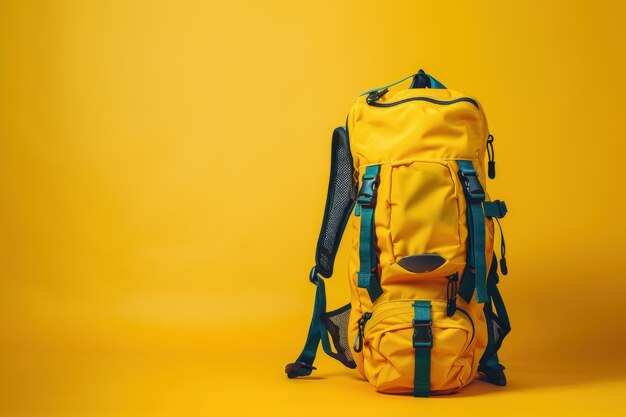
[1,0,625,415]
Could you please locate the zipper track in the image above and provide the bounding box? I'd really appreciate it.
[368,96,479,109]
[456,307,475,348]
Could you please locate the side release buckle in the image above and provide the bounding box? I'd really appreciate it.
[357,172,380,207]
[459,168,485,202]
[412,319,433,350]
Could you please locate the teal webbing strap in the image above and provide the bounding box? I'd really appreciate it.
[357,165,383,302]
[471,205,487,303]
[412,300,432,397]
[458,160,488,303]
[359,70,446,96]
[285,272,342,378]
[478,256,511,385]
[428,74,446,89]
[410,69,447,89]
[285,273,326,378]
[359,73,417,96]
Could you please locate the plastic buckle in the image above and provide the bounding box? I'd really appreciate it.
[357,173,380,207]
[485,200,508,218]
[495,200,508,217]
[459,169,485,202]
[412,320,433,349]
[309,266,319,284]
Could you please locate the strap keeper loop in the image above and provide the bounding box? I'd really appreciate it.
[484,200,508,218]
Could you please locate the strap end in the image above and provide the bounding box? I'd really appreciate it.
[285,361,317,379]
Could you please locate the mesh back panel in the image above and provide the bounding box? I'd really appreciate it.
[316,127,355,278]
[321,304,356,369]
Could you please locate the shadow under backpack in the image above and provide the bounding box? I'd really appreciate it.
[285,70,511,397]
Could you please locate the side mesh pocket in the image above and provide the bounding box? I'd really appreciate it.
[321,304,356,369]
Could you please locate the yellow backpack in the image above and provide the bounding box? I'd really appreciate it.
[286,70,511,397]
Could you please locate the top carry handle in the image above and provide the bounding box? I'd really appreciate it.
[360,69,446,97]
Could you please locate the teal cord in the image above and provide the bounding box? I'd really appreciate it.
[359,73,418,96]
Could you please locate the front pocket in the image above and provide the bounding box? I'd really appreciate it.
[387,160,465,276]
[362,300,476,394]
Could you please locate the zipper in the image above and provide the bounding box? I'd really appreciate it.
[352,302,476,353]
[456,307,475,349]
[487,134,496,179]
[446,273,459,317]
[366,91,479,109]
[353,312,372,353]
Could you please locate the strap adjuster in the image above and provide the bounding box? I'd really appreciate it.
[484,200,508,218]
[413,321,433,349]
[459,169,485,202]
[357,173,380,207]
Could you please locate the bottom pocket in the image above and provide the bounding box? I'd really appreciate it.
[361,300,476,394]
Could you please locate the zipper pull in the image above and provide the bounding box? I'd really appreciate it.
[446,272,459,316]
[366,88,388,105]
[487,134,496,179]
[352,312,372,353]
[495,218,508,275]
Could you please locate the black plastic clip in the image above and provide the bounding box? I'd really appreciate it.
[459,169,485,202]
[357,173,380,207]
[412,320,433,349]
[484,200,508,218]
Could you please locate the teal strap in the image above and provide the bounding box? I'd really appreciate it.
[428,74,446,89]
[357,165,383,302]
[285,271,339,378]
[285,273,326,378]
[410,69,447,89]
[359,70,446,96]
[483,200,508,218]
[412,300,432,397]
[458,161,488,303]
[359,73,417,97]
[479,256,511,385]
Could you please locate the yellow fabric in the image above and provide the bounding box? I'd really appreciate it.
[347,85,494,394]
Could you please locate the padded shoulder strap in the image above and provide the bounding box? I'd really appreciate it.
[315,126,356,278]
[285,126,357,379]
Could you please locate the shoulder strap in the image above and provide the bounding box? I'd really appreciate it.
[315,126,356,278]
[285,126,357,378]
[457,160,489,303]
[478,255,511,386]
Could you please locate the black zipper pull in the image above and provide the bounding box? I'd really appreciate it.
[487,134,496,179]
[353,312,372,352]
[446,273,459,316]
[366,88,388,105]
